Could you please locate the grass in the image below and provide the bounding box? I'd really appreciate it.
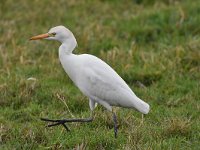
[0,0,200,149]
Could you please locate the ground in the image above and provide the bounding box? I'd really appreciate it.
[0,0,199,149]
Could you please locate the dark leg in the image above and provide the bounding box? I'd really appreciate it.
[41,114,93,131]
[113,112,118,138]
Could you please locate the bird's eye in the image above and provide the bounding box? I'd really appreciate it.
[51,32,56,36]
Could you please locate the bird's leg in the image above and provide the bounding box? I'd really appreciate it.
[41,112,93,131]
[113,112,118,138]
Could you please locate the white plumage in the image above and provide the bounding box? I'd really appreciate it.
[60,53,149,114]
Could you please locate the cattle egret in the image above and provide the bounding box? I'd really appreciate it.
[30,26,150,138]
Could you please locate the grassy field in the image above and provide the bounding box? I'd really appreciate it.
[0,0,200,149]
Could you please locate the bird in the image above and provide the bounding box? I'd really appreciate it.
[30,25,150,138]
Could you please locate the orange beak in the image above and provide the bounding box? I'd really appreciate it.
[30,33,50,40]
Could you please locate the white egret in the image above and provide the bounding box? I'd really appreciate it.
[30,26,150,138]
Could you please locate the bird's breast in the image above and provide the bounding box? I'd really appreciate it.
[59,54,79,84]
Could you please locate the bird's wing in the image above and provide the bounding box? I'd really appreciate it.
[76,54,136,108]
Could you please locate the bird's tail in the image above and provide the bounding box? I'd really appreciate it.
[133,97,150,114]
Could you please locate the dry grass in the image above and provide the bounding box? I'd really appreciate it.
[0,0,200,149]
[164,118,191,137]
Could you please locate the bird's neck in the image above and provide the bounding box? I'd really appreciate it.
[59,37,77,55]
[58,40,78,84]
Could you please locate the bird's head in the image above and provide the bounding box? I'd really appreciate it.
[30,25,77,44]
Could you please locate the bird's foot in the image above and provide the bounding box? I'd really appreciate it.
[40,117,93,131]
[41,118,71,131]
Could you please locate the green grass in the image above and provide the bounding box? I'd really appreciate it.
[0,0,200,149]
